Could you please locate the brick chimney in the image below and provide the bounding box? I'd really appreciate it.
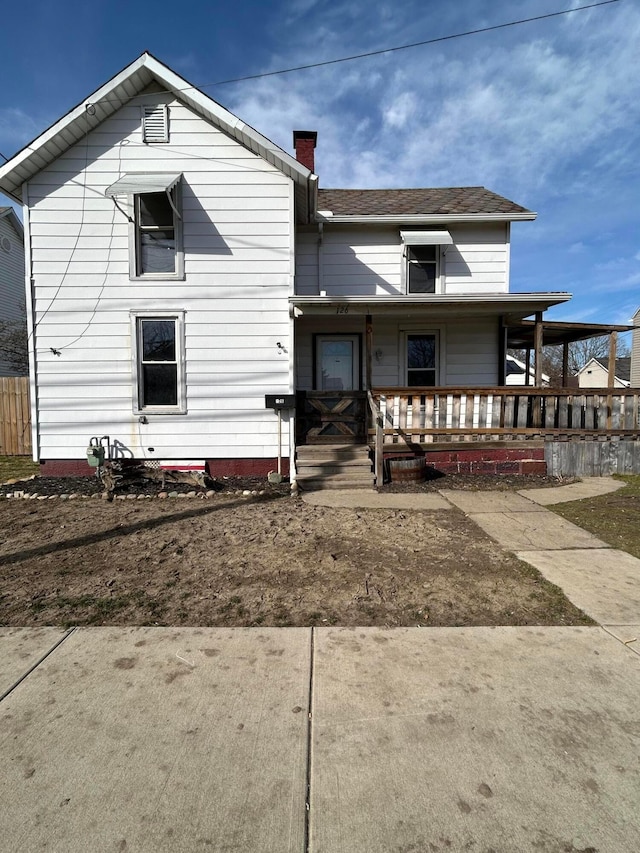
[293,130,317,173]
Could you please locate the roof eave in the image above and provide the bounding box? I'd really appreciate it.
[289,292,570,319]
[0,52,313,200]
[315,212,537,224]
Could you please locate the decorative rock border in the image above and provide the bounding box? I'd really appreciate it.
[0,488,269,501]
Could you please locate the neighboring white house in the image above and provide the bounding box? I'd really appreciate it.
[576,357,631,389]
[0,207,25,376]
[505,354,549,386]
[632,307,640,386]
[0,52,571,477]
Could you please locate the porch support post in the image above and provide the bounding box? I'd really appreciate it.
[534,312,544,387]
[532,312,544,427]
[607,330,617,430]
[525,348,532,386]
[562,342,569,388]
[365,313,373,390]
[498,317,507,385]
[608,331,618,388]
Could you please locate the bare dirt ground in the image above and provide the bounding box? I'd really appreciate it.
[0,474,593,629]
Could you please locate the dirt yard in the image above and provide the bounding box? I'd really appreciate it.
[0,482,593,629]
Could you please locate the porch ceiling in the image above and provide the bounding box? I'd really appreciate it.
[290,293,571,321]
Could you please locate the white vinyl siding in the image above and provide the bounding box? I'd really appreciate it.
[26,94,293,460]
[631,309,640,387]
[295,317,499,390]
[294,223,510,297]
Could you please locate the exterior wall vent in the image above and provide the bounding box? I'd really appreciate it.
[142,105,169,143]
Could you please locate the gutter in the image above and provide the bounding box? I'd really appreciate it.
[315,212,537,224]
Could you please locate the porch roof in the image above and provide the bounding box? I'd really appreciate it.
[290,292,570,320]
[506,319,635,348]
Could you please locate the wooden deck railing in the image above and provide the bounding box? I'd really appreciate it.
[370,387,640,445]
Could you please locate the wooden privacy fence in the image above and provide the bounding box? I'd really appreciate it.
[371,387,640,445]
[0,377,31,456]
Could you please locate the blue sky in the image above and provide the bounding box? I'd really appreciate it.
[1,0,638,337]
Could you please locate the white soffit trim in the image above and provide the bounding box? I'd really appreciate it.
[105,172,182,196]
[401,229,453,245]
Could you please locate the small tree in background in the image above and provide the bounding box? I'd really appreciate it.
[0,303,29,375]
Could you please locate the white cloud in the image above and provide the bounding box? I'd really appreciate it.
[382,91,417,129]
[0,108,40,154]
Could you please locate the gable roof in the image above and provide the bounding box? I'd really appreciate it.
[317,187,535,222]
[0,52,317,216]
[0,206,24,239]
[577,356,631,383]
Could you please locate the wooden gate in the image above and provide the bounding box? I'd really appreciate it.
[297,391,367,444]
[0,377,32,456]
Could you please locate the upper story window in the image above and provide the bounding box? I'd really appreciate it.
[105,173,184,281]
[142,105,169,143]
[135,190,180,276]
[401,230,452,295]
[407,245,438,293]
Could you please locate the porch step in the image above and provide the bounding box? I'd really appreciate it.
[296,444,375,491]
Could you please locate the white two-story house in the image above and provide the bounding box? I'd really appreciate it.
[0,52,572,484]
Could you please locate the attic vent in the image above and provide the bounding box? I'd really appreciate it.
[142,105,169,143]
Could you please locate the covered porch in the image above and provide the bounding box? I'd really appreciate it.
[290,294,640,482]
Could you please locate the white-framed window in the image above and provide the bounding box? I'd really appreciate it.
[132,311,186,414]
[105,173,184,281]
[402,329,442,387]
[142,105,169,143]
[400,230,452,295]
[132,186,184,279]
[406,244,439,293]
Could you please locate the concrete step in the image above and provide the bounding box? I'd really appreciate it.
[296,444,374,491]
[296,474,376,491]
[296,463,373,477]
[297,445,371,461]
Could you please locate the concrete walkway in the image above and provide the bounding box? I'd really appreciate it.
[2,477,640,851]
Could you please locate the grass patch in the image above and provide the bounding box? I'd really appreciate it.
[551,475,640,560]
[0,455,39,483]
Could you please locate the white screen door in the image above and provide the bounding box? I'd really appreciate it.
[316,336,360,390]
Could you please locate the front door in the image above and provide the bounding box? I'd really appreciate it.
[298,335,365,444]
[316,335,360,391]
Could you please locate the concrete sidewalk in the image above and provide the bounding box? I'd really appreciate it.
[1,625,639,852]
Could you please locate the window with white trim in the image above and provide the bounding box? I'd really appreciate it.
[407,245,438,293]
[133,186,183,279]
[401,230,452,295]
[132,313,186,414]
[142,105,169,143]
[406,332,438,386]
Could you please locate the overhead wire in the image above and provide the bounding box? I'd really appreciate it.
[0,0,622,167]
[205,0,623,88]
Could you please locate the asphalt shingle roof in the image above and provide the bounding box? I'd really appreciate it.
[599,356,631,382]
[317,187,532,217]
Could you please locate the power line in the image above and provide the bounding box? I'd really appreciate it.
[0,0,622,167]
[197,0,623,88]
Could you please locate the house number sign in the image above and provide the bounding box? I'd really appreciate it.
[336,304,349,314]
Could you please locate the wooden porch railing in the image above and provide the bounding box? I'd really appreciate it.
[370,387,640,446]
